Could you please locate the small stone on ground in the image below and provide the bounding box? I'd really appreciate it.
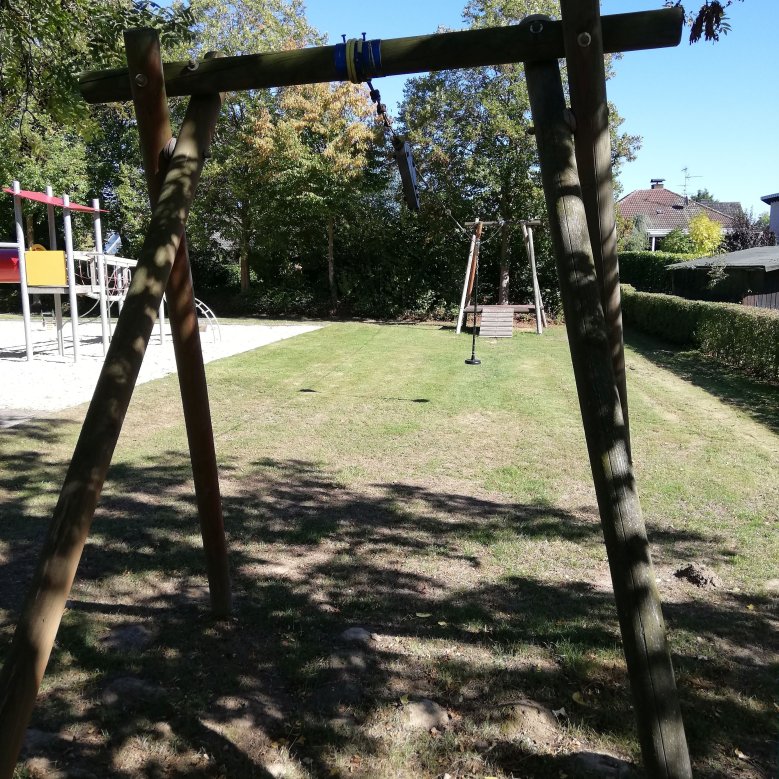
[763,578,779,593]
[403,699,450,731]
[101,676,164,707]
[567,750,637,778]
[498,700,559,747]
[340,627,373,645]
[99,623,156,652]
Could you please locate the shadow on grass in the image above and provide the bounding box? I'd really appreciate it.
[624,328,779,436]
[0,447,776,777]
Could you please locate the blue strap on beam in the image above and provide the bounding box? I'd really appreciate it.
[334,38,383,83]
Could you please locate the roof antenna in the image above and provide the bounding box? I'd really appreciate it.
[679,166,702,203]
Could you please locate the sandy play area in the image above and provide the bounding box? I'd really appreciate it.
[0,317,321,422]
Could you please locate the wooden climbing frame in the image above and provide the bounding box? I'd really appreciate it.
[0,5,693,777]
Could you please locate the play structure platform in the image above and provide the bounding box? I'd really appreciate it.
[2,183,219,361]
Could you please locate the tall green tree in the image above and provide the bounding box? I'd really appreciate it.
[258,82,378,309]
[0,0,190,130]
[182,0,321,292]
[401,0,639,307]
[0,1,191,249]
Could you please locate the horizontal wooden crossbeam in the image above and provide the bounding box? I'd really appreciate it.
[464,219,542,227]
[79,8,682,104]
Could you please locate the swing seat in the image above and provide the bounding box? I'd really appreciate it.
[478,305,514,337]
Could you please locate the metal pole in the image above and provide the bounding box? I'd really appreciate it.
[63,195,80,362]
[12,182,33,361]
[45,185,65,357]
[465,223,483,366]
[525,47,691,779]
[0,89,223,777]
[92,199,110,355]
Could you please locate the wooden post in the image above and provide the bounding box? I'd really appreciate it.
[498,221,510,305]
[465,220,484,333]
[560,0,631,457]
[525,50,691,779]
[0,88,222,778]
[466,220,483,303]
[522,222,544,335]
[456,222,479,335]
[124,27,231,618]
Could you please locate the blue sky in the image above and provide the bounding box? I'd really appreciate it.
[305,0,777,216]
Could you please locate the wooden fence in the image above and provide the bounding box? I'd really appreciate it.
[743,291,779,310]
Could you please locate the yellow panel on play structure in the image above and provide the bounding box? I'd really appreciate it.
[26,250,67,287]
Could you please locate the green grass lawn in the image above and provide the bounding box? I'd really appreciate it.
[1,322,777,778]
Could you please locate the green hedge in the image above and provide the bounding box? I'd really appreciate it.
[621,285,779,381]
[618,251,697,293]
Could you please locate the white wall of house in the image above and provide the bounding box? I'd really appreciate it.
[761,194,779,237]
[769,202,779,238]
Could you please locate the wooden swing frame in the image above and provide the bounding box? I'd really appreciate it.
[455,218,546,336]
[0,4,693,777]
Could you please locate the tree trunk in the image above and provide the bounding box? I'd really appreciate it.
[26,214,41,313]
[26,214,35,247]
[498,220,510,305]
[327,216,337,310]
[239,204,250,292]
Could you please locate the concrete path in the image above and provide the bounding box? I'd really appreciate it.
[0,318,321,422]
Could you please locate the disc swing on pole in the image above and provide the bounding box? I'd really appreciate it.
[464,219,483,365]
[355,37,485,365]
[357,49,493,365]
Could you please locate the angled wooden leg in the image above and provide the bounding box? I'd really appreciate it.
[525,52,692,779]
[125,28,231,618]
[0,89,222,779]
[560,0,631,459]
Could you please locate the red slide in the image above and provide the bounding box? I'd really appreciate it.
[0,248,20,283]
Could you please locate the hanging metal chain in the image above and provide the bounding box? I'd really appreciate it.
[366,79,396,140]
[365,78,503,242]
[364,78,421,211]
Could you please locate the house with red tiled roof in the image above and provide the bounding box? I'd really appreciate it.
[617,179,738,251]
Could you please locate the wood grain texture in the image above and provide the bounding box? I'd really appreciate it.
[79,9,683,104]
[0,81,223,779]
[560,0,631,457]
[525,49,691,779]
[126,30,231,619]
